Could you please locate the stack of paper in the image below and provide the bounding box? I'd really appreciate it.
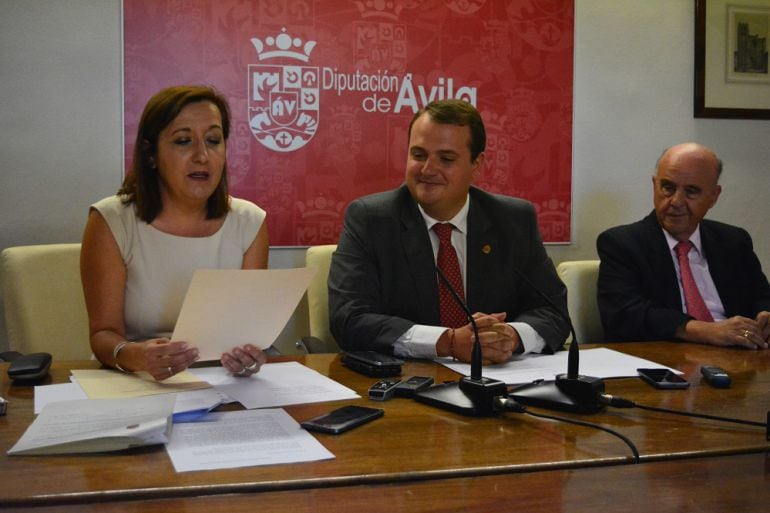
[8,395,175,455]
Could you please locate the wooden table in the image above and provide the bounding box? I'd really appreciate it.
[5,452,769,513]
[1,342,769,510]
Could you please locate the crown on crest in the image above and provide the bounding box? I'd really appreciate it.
[297,195,345,220]
[251,27,316,62]
[354,0,403,20]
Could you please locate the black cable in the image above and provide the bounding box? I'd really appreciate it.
[599,394,767,428]
[496,397,640,462]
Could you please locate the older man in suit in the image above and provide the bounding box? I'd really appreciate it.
[328,100,569,364]
[597,143,770,347]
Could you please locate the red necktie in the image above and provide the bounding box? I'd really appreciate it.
[433,223,467,328]
[674,241,714,322]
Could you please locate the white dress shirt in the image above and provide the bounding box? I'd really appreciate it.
[392,195,547,359]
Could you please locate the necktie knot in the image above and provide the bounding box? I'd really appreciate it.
[674,240,694,258]
[432,223,454,242]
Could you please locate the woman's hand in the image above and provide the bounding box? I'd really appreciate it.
[139,339,200,381]
[221,344,267,377]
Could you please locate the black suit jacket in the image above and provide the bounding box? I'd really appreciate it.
[597,211,770,342]
[328,185,569,354]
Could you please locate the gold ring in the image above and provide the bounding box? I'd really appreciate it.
[742,330,751,338]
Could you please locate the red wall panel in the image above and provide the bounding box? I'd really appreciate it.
[124,0,573,245]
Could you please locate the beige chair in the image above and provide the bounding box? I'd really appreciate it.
[1,243,92,360]
[298,244,341,353]
[556,260,603,344]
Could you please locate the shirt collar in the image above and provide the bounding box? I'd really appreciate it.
[663,225,704,255]
[418,194,470,234]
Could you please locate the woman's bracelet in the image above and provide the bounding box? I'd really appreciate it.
[112,341,131,373]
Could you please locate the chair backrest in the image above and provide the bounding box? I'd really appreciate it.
[304,244,340,352]
[556,260,603,344]
[1,243,92,359]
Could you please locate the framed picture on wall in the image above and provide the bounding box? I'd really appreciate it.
[694,0,770,119]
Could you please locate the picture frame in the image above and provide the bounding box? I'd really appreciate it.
[694,0,770,119]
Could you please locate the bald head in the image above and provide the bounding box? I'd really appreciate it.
[652,143,722,241]
[656,143,722,179]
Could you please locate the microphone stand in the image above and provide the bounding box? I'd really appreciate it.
[507,269,605,413]
[413,268,509,417]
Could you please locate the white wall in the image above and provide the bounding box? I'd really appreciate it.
[2,0,769,352]
[561,0,770,271]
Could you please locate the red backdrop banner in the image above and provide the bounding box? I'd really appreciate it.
[124,0,573,246]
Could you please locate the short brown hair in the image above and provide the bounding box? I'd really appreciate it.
[408,99,486,162]
[119,85,231,222]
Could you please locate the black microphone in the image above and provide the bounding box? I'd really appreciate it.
[435,266,482,380]
[412,266,509,417]
[506,267,606,413]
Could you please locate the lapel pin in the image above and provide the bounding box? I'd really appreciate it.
[482,244,491,254]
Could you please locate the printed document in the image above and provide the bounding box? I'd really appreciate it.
[165,408,334,472]
[8,395,175,455]
[34,381,225,422]
[437,347,682,384]
[189,361,359,409]
[172,268,316,360]
[34,382,88,414]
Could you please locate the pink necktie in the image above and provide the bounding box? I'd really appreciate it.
[433,223,467,328]
[674,241,714,322]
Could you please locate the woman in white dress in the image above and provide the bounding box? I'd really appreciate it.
[81,85,269,381]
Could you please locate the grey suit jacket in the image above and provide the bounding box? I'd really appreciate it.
[328,185,569,354]
[597,211,770,342]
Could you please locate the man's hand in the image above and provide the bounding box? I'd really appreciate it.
[441,312,520,364]
[677,316,768,349]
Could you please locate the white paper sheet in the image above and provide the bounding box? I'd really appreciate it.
[437,347,682,385]
[189,361,360,409]
[165,408,334,472]
[9,395,175,455]
[36,381,225,420]
[172,268,316,361]
[34,382,88,414]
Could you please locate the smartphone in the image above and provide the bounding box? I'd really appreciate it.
[300,405,384,434]
[637,368,690,389]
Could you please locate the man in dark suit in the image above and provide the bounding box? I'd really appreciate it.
[328,100,569,364]
[597,143,770,347]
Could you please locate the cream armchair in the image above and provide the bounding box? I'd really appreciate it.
[556,260,603,344]
[1,243,92,359]
[297,244,341,353]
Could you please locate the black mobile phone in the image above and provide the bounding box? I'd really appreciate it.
[341,351,404,377]
[300,405,384,434]
[637,368,690,389]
